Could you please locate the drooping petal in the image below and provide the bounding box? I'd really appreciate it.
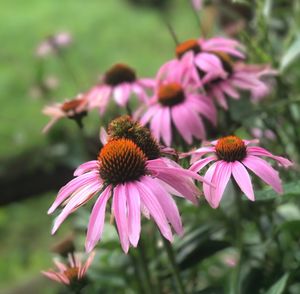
[242,155,283,193]
[125,182,141,247]
[85,186,112,252]
[231,161,255,201]
[136,178,173,242]
[52,182,101,234]
[203,162,217,207]
[142,177,183,235]
[172,105,193,144]
[113,184,130,253]
[114,84,131,106]
[247,146,292,167]
[160,107,172,146]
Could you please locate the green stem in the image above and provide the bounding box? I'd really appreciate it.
[161,237,186,294]
[136,242,154,294]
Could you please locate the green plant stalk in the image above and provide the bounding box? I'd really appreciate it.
[161,236,186,294]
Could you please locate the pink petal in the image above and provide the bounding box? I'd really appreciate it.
[242,155,283,193]
[74,161,99,177]
[231,161,255,201]
[48,171,100,214]
[52,182,101,234]
[126,182,141,247]
[161,107,172,146]
[114,84,131,106]
[80,251,96,277]
[190,156,216,172]
[150,108,163,142]
[85,186,112,252]
[247,146,292,167]
[113,184,130,253]
[142,177,183,235]
[136,178,173,242]
[99,127,108,145]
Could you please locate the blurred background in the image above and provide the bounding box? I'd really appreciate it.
[1,0,300,293]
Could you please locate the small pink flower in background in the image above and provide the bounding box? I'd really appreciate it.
[191,0,202,11]
[36,31,72,57]
[138,62,216,146]
[185,135,292,208]
[251,128,276,141]
[86,63,155,114]
[42,95,88,133]
[157,37,245,89]
[205,62,277,109]
[42,251,95,286]
[48,127,208,252]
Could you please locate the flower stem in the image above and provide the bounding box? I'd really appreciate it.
[161,237,186,294]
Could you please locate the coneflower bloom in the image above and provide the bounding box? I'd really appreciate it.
[42,95,88,133]
[48,123,207,253]
[86,63,154,114]
[138,63,216,146]
[157,36,245,88]
[186,136,292,208]
[204,61,277,109]
[42,251,95,289]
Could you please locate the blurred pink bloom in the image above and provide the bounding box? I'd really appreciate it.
[36,32,72,57]
[42,251,95,286]
[138,62,216,146]
[185,135,292,208]
[251,128,276,141]
[206,63,277,109]
[48,137,207,253]
[157,37,245,88]
[42,95,88,133]
[86,63,155,114]
[192,0,202,11]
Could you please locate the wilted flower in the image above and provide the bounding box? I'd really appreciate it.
[48,120,208,253]
[185,135,292,208]
[138,62,216,146]
[36,32,72,57]
[86,63,155,114]
[42,95,88,133]
[42,251,95,290]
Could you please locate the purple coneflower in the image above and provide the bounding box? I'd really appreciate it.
[42,96,88,133]
[138,62,216,146]
[185,136,292,208]
[48,120,207,253]
[42,251,95,288]
[86,63,154,114]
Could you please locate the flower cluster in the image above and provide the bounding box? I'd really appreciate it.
[41,11,292,279]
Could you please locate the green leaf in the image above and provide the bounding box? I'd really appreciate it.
[243,180,300,202]
[277,220,300,236]
[264,273,289,294]
[280,34,300,72]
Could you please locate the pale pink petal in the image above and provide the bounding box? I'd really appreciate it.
[203,162,217,207]
[142,177,183,235]
[52,182,101,234]
[114,84,131,106]
[190,156,216,172]
[140,104,160,125]
[242,155,283,193]
[161,107,172,146]
[85,186,112,252]
[136,178,173,242]
[100,127,108,145]
[150,108,163,142]
[126,182,141,247]
[172,105,193,144]
[231,161,255,201]
[247,146,292,167]
[74,161,99,177]
[80,251,96,277]
[113,184,130,253]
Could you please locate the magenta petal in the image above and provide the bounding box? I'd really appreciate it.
[161,107,172,146]
[126,182,141,247]
[136,178,173,242]
[150,108,163,142]
[247,146,292,167]
[52,182,101,234]
[242,155,283,194]
[190,156,216,172]
[210,161,232,208]
[113,184,130,253]
[85,186,112,252]
[203,163,217,207]
[142,177,183,236]
[231,161,255,201]
[74,161,99,177]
